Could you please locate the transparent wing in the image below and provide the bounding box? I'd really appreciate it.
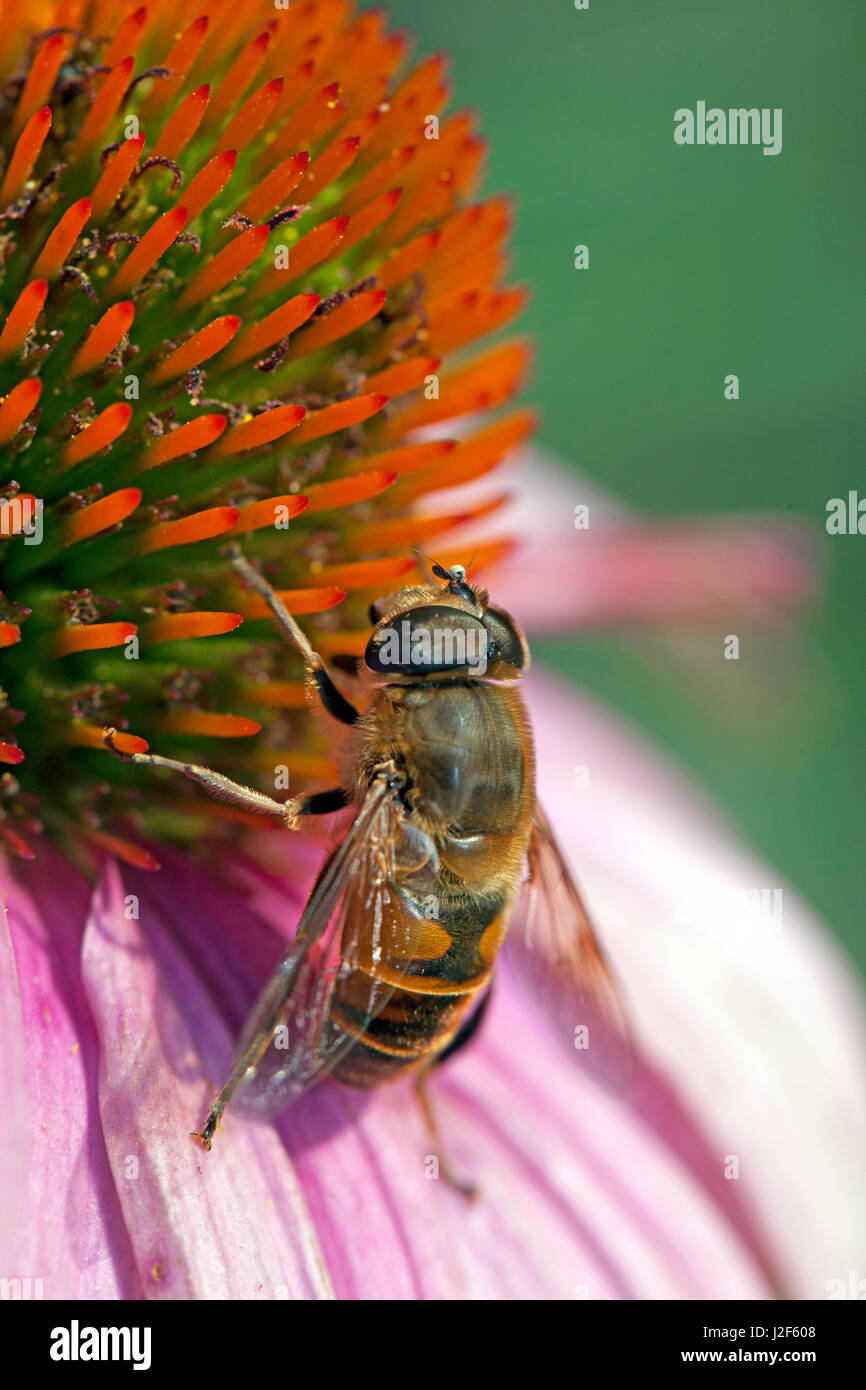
[505,804,636,1090]
[229,774,438,1119]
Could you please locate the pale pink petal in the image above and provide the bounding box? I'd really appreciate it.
[524,669,866,1296]
[81,858,332,1299]
[427,447,817,631]
[227,860,774,1297]
[0,873,33,1281]
[0,847,140,1298]
[272,981,773,1299]
[95,838,774,1298]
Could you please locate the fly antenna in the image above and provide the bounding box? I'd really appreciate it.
[412,547,450,585]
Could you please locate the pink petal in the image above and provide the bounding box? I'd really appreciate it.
[97,838,772,1297]
[226,865,773,1297]
[80,857,333,1299]
[0,878,32,1278]
[271,981,772,1298]
[524,669,866,1296]
[0,846,140,1297]
[426,447,817,631]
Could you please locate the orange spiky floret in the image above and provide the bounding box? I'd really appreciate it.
[72,57,135,159]
[213,76,285,157]
[12,33,66,135]
[140,611,244,644]
[137,507,241,555]
[90,133,147,221]
[62,402,133,469]
[100,6,147,74]
[140,18,210,119]
[204,28,275,133]
[65,725,149,755]
[56,621,139,656]
[238,151,309,223]
[79,826,160,871]
[288,288,386,357]
[139,414,228,470]
[0,378,42,443]
[32,198,93,279]
[0,282,45,355]
[159,711,261,738]
[226,494,309,536]
[289,393,388,444]
[177,224,269,308]
[108,206,189,296]
[147,315,241,386]
[150,86,210,161]
[63,487,143,544]
[220,292,319,369]
[0,105,52,204]
[0,0,530,865]
[362,354,441,400]
[209,403,306,458]
[177,151,239,223]
[68,301,135,378]
[233,587,347,619]
[251,216,349,299]
[301,470,396,514]
[299,138,357,200]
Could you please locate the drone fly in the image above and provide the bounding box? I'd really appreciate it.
[106,546,629,1187]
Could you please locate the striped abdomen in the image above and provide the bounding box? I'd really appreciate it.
[328,882,515,1086]
[329,679,534,1086]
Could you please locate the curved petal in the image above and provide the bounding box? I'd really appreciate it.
[0,873,33,1280]
[98,839,774,1298]
[225,856,773,1297]
[80,857,333,1299]
[270,980,772,1299]
[426,445,817,632]
[0,847,140,1298]
[523,669,866,1297]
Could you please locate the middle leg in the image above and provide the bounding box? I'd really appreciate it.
[103,728,348,829]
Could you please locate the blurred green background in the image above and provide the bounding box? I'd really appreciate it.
[386,0,865,975]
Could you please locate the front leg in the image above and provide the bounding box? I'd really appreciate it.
[103,728,347,827]
[227,543,359,726]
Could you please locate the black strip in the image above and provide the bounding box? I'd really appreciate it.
[434,982,494,1066]
[297,787,350,816]
[312,666,359,725]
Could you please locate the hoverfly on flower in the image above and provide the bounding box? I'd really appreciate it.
[106,545,631,1187]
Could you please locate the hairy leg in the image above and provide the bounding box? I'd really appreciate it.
[103,729,348,828]
[228,543,359,726]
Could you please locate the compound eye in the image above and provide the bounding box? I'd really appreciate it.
[483,606,528,669]
[368,596,392,625]
[365,605,490,675]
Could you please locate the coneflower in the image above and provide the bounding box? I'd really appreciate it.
[3,0,862,1305]
[0,0,531,868]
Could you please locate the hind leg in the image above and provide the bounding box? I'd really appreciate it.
[414,985,494,1199]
